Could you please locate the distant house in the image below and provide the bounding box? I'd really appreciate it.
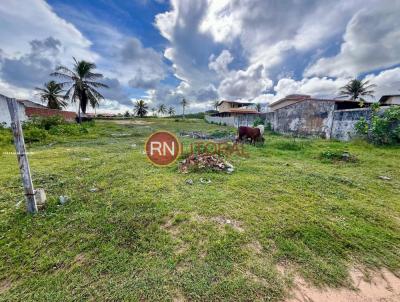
[0,97,76,127]
[205,100,262,127]
[379,95,400,105]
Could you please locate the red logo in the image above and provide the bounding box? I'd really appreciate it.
[145,131,181,166]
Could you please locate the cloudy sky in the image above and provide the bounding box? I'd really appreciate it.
[0,0,399,113]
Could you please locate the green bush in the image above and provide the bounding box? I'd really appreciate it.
[355,105,400,145]
[48,124,89,136]
[320,150,358,163]
[25,115,66,130]
[24,127,48,143]
[252,117,264,127]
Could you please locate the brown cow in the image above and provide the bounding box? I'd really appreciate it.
[236,126,264,145]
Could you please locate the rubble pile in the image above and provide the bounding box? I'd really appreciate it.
[179,154,234,174]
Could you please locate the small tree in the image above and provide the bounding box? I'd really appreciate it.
[213,100,219,110]
[35,81,68,110]
[151,107,157,117]
[180,98,189,119]
[255,103,262,112]
[338,79,376,107]
[134,100,148,118]
[355,104,400,145]
[158,104,167,116]
[168,106,175,116]
[124,110,130,117]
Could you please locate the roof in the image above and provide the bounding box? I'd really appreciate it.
[269,94,365,111]
[269,94,311,107]
[379,95,400,103]
[17,99,47,109]
[217,100,255,106]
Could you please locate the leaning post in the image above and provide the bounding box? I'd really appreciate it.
[3,95,38,213]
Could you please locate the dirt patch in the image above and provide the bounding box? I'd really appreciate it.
[211,216,244,232]
[0,279,12,294]
[285,267,400,302]
[111,120,154,125]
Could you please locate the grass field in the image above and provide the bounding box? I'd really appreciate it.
[0,118,399,301]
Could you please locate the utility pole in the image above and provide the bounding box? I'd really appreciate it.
[3,95,38,213]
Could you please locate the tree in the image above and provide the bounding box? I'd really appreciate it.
[124,110,130,117]
[51,58,108,123]
[151,107,157,117]
[35,81,68,110]
[213,100,220,110]
[168,106,175,116]
[180,98,189,119]
[158,104,167,116]
[134,100,148,118]
[338,79,376,106]
[255,103,262,112]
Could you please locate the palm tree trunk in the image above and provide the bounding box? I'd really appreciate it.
[78,100,82,124]
[182,105,185,119]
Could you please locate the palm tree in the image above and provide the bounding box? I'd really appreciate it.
[151,107,157,117]
[35,81,68,110]
[168,106,175,116]
[255,103,262,112]
[51,58,108,123]
[338,79,376,106]
[180,98,189,119]
[213,100,219,110]
[134,100,148,118]
[158,104,167,116]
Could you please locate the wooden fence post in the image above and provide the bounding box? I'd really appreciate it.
[3,95,38,213]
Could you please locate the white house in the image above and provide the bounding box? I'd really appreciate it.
[379,95,400,106]
[205,100,262,127]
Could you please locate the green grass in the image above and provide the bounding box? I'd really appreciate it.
[0,118,399,301]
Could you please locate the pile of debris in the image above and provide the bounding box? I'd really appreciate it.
[179,154,234,174]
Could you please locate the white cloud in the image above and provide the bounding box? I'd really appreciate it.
[0,0,96,62]
[208,50,233,76]
[218,64,273,100]
[306,1,400,77]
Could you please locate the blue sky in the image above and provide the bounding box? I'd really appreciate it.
[0,0,399,113]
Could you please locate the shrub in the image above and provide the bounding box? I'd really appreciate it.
[48,124,89,136]
[24,127,48,143]
[355,105,400,145]
[24,115,66,130]
[320,150,358,163]
[252,117,264,127]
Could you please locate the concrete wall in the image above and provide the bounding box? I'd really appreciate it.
[264,101,394,141]
[205,114,260,127]
[331,108,371,141]
[0,98,28,127]
[271,100,335,138]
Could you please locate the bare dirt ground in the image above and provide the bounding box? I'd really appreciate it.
[285,267,400,302]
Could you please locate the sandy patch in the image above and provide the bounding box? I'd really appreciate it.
[0,279,12,294]
[110,120,154,125]
[286,267,400,302]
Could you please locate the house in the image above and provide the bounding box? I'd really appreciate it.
[0,95,76,127]
[265,94,375,140]
[205,100,262,127]
[379,95,400,105]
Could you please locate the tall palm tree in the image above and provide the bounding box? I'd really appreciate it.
[255,103,262,112]
[180,98,189,119]
[338,79,376,105]
[158,104,167,116]
[51,58,108,123]
[213,100,219,110]
[168,106,175,116]
[134,100,148,118]
[35,80,68,110]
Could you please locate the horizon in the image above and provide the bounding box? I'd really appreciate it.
[0,0,399,114]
